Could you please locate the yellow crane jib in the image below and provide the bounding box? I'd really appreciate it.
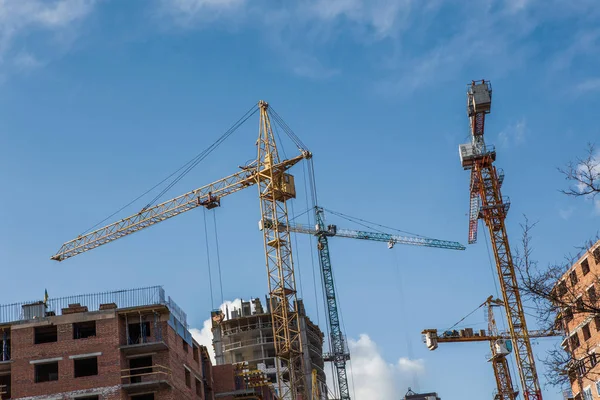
[50,100,311,400]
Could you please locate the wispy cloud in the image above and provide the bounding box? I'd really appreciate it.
[0,0,98,76]
[498,118,527,148]
[558,206,575,220]
[158,0,247,26]
[155,0,600,88]
[574,78,600,95]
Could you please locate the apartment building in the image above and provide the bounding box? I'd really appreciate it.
[556,240,600,400]
[211,298,326,399]
[0,286,213,400]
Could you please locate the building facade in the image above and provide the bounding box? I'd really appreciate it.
[557,240,600,400]
[0,286,213,400]
[211,298,326,399]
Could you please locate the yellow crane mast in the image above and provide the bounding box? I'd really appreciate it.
[51,101,310,400]
[459,80,542,399]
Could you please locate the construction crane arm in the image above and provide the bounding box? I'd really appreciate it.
[422,328,558,346]
[52,153,308,262]
[285,223,466,251]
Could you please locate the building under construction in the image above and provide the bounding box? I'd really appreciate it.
[556,239,600,400]
[211,298,326,398]
[0,286,281,400]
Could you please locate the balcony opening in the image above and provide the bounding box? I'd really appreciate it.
[0,373,10,398]
[131,394,154,400]
[129,355,152,384]
[73,321,96,339]
[35,362,59,383]
[196,377,202,396]
[34,325,57,344]
[193,345,199,363]
[74,357,98,378]
[570,270,578,286]
[588,285,597,303]
[582,258,591,276]
[74,396,99,400]
[583,324,592,341]
[128,321,151,345]
[183,338,188,353]
[185,368,191,387]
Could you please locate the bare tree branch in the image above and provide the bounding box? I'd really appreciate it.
[558,143,600,198]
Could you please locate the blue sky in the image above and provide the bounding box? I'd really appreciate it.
[0,0,599,398]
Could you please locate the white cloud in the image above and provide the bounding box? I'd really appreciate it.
[13,51,42,70]
[575,78,600,95]
[558,206,575,220]
[498,118,527,148]
[190,298,242,364]
[159,0,247,25]
[190,304,423,398]
[155,0,600,86]
[345,334,424,399]
[0,0,98,74]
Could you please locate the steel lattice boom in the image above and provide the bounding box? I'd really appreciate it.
[51,101,311,400]
[286,221,466,251]
[459,80,542,400]
[277,207,465,400]
[51,154,306,262]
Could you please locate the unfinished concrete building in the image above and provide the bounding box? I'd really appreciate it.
[210,298,326,398]
[404,388,441,400]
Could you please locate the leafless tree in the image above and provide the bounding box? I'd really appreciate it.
[513,144,599,391]
[559,143,600,199]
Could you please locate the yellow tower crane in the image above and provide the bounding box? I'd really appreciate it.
[51,101,310,400]
[459,80,542,399]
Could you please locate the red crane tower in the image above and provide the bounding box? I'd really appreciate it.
[459,80,543,400]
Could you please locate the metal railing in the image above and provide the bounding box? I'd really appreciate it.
[0,286,186,325]
[121,364,171,384]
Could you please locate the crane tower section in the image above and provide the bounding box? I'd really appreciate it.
[459,80,542,400]
[257,101,306,400]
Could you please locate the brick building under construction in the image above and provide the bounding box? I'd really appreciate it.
[556,240,600,400]
[0,286,277,400]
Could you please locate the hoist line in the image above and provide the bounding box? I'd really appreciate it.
[212,211,224,305]
[203,208,215,310]
[79,104,258,236]
[302,161,320,326]
[144,106,259,209]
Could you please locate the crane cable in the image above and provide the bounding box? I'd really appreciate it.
[80,104,258,236]
[323,208,434,239]
[444,301,488,333]
[203,208,215,310]
[302,161,320,326]
[268,107,309,152]
[212,211,224,305]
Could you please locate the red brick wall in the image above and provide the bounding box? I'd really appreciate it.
[213,364,235,400]
[11,312,121,398]
[6,308,215,400]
